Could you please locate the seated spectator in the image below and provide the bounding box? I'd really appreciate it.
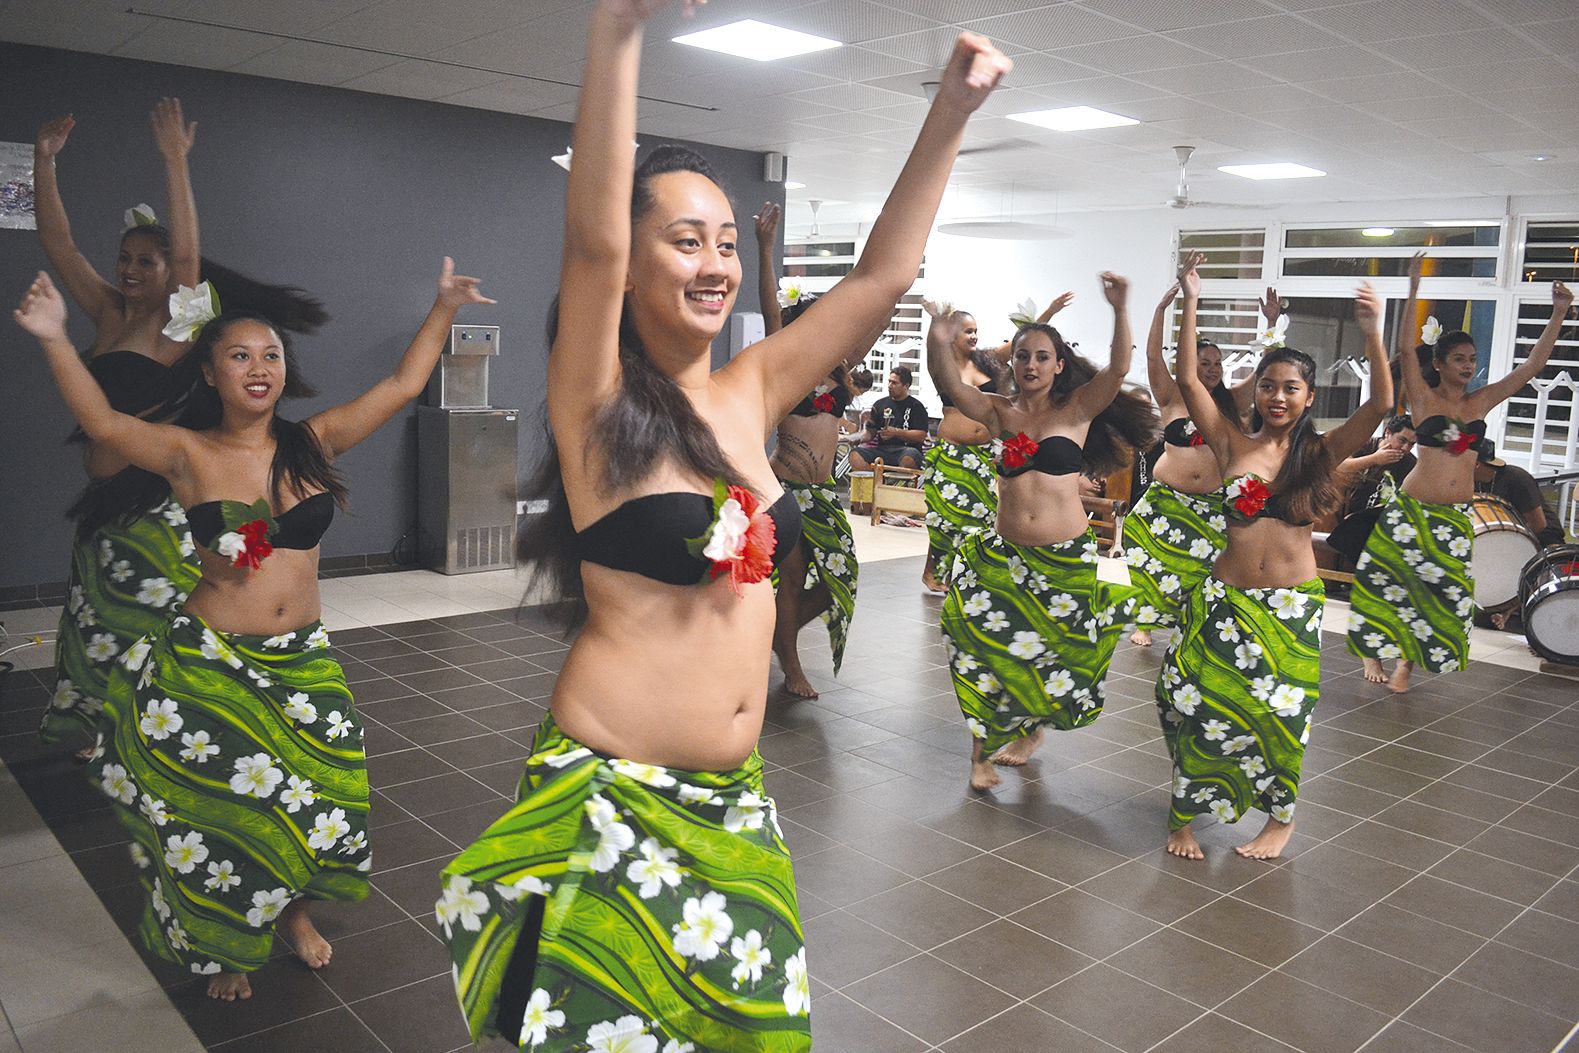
[849,365,929,470]
[1476,442,1564,548]
[1326,414,1416,565]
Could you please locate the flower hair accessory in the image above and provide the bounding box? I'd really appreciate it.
[210,499,278,571]
[162,281,221,343]
[1253,314,1289,351]
[777,277,804,309]
[999,431,1040,470]
[1420,316,1442,347]
[1225,473,1270,518]
[1009,297,1039,329]
[123,203,158,229]
[687,480,777,596]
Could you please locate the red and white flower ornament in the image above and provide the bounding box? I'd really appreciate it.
[688,480,777,596]
[999,432,1040,471]
[211,499,278,571]
[1225,473,1271,518]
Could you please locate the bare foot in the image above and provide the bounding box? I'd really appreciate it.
[921,568,947,595]
[1166,826,1204,860]
[1234,816,1294,859]
[277,899,332,969]
[1130,629,1153,647]
[969,744,1001,792]
[991,728,1044,767]
[1386,660,1414,695]
[781,669,819,700]
[1361,657,1387,683]
[208,972,252,1001]
[71,744,96,764]
[1490,610,1510,630]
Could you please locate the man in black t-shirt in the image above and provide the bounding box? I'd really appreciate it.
[1327,415,1416,564]
[850,366,929,470]
[1476,443,1564,548]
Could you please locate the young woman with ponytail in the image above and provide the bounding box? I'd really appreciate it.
[1158,262,1391,861]
[433,2,1009,1048]
[14,258,492,1002]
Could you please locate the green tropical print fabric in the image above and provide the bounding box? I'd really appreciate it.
[42,498,200,746]
[86,612,369,974]
[939,530,1124,755]
[923,441,997,579]
[438,717,809,1053]
[1156,576,1324,831]
[1120,482,1226,631]
[1345,491,1473,673]
[784,481,858,674]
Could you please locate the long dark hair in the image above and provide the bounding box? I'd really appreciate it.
[1195,339,1241,420]
[517,145,750,625]
[121,226,329,333]
[1012,322,1159,476]
[70,312,345,539]
[1247,347,1336,524]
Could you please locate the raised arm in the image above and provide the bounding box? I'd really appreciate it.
[739,33,1011,420]
[925,302,1002,433]
[1175,264,1235,456]
[1322,283,1395,462]
[1145,282,1183,413]
[754,202,784,336]
[150,98,200,288]
[15,273,193,478]
[31,116,118,321]
[308,258,493,458]
[1394,251,1433,413]
[1071,273,1134,420]
[1472,281,1574,410]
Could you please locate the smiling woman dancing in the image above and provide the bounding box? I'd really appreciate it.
[432,2,1009,1050]
[929,278,1157,793]
[1158,263,1391,861]
[16,259,492,1001]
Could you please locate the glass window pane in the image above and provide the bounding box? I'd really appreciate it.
[1521,221,1579,284]
[1283,225,1499,249]
[784,242,854,258]
[1179,229,1265,280]
[1281,256,1496,279]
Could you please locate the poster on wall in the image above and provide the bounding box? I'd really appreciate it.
[0,142,37,230]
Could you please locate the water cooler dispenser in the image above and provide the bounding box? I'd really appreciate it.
[417,325,519,574]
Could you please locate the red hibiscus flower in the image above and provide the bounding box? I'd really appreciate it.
[704,485,778,595]
[1447,431,1475,455]
[813,391,836,414]
[234,519,274,570]
[1001,432,1040,470]
[1232,476,1270,518]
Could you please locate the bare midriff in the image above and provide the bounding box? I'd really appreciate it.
[996,470,1092,549]
[937,406,990,446]
[1211,519,1318,590]
[1401,447,1476,506]
[769,413,840,484]
[182,548,324,636]
[1152,442,1220,494]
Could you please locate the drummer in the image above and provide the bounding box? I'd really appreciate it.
[1475,442,1567,631]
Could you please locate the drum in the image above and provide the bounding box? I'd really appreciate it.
[1469,495,1538,611]
[1520,545,1579,664]
[848,471,874,516]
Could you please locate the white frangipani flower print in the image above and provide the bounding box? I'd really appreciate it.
[246,887,291,928]
[325,710,354,740]
[436,875,490,936]
[51,679,81,709]
[585,1016,658,1053]
[229,753,284,799]
[151,878,171,920]
[729,929,772,985]
[164,830,209,874]
[140,793,171,827]
[279,775,317,813]
[307,807,350,851]
[783,946,811,1016]
[101,763,136,804]
[1209,798,1237,822]
[283,692,318,725]
[139,697,183,740]
[136,577,177,607]
[85,633,120,663]
[671,891,733,961]
[205,859,241,892]
[724,791,768,834]
[518,987,565,1048]
[585,795,635,872]
[626,838,683,899]
[611,759,677,788]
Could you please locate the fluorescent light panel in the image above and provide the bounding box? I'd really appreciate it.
[1362,227,1395,237]
[1006,106,1139,131]
[1218,162,1326,180]
[784,180,806,190]
[672,19,841,62]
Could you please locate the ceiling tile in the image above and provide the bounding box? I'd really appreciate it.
[1050,33,1214,73]
[997,50,1112,87]
[1353,94,1507,124]
[337,59,509,98]
[1297,0,1496,41]
[1298,68,1446,102]
[859,25,997,66]
[961,6,1144,49]
[773,44,930,83]
[877,0,1047,21]
[1076,0,1281,33]
[228,40,404,87]
[1371,26,1536,66]
[1259,46,1405,81]
[0,1,147,53]
[1128,61,1280,93]
[1033,74,1172,106]
[108,19,279,68]
[1196,82,1328,115]
[771,0,942,46]
[782,80,918,111]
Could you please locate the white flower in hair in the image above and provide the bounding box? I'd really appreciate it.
[162,281,221,343]
[776,277,805,308]
[1420,316,1442,346]
[1009,297,1039,329]
[1253,314,1290,350]
[124,203,158,229]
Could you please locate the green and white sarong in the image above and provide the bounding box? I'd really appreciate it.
[439,716,809,1053]
[1157,577,1324,830]
[1345,491,1472,673]
[923,441,997,578]
[88,612,369,974]
[784,480,858,674]
[42,498,199,746]
[939,530,1123,755]
[1121,482,1226,632]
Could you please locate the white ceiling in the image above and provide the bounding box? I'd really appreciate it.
[5,0,1578,228]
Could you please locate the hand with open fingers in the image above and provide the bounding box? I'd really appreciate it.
[1374,446,1407,465]
[14,272,69,340]
[1260,285,1281,324]
[1407,251,1427,288]
[924,300,964,350]
[1176,250,1205,279]
[934,32,1013,114]
[150,97,196,161]
[754,201,780,244]
[1553,280,1574,313]
[1100,271,1129,307]
[1158,282,1181,309]
[1354,282,1383,331]
[35,115,75,159]
[1049,290,1075,314]
[1179,264,1201,301]
[436,257,496,309]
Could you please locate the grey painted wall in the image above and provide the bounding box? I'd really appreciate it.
[0,42,780,593]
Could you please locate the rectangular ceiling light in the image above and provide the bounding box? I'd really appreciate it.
[1006,106,1139,131]
[784,181,807,190]
[672,19,841,61]
[1218,162,1326,180]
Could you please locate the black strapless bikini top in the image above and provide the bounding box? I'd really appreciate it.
[940,378,997,409]
[789,384,851,419]
[1223,472,1310,525]
[996,434,1084,478]
[188,492,336,551]
[89,351,177,416]
[1415,415,1486,454]
[1163,417,1208,448]
[574,487,802,587]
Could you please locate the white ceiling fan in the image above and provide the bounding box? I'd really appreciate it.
[1166,145,1258,210]
[787,198,824,241]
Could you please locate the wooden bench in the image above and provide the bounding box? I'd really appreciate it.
[869,464,926,524]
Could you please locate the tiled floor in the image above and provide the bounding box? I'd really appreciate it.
[1,541,1578,1052]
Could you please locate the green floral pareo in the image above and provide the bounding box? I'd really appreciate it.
[783,480,858,674]
[1120,482,1226,632]
[923,441,997,583]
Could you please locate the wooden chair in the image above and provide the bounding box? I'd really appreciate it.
[1083,496,1128,552]
[869,464,926,525]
